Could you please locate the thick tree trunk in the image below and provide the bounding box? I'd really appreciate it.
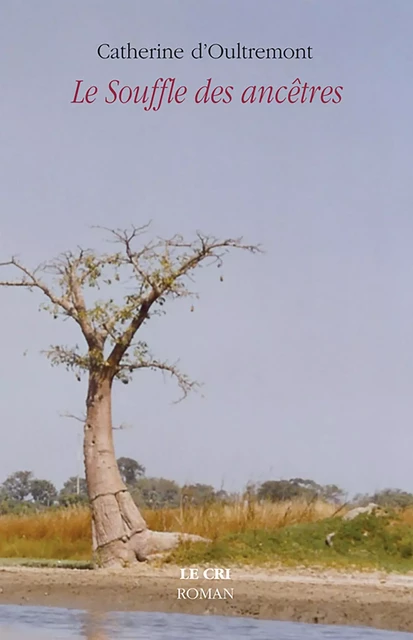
[84,372,208,568]
[84,373,147,567]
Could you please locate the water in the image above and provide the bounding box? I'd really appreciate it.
[0,606,412,639]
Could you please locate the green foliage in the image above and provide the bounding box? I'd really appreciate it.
[2,471,33,502]
[182,483,218,506]
[0,499,38,516]
[132,477,181,509]
[257,478,345,504]
[117,457,145,486]
[30,479,57,506]
[58,477,88,506]
[1,472,58,511]
[129,478,229,510]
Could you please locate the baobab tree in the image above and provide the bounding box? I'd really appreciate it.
[0,225,260,568]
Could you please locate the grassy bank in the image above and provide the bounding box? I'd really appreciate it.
[1,501,413,572]
[167,512,413,572]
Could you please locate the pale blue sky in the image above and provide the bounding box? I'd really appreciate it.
[1,1,413,497]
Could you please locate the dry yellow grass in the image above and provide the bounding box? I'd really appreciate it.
[399,506,413,526]
[0,506,92,560]
[0,499,338,560]
[144,499,338,539]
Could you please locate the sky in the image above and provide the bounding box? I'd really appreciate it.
[1,1,413,498]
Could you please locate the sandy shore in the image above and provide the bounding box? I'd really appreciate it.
[1,564,413,633]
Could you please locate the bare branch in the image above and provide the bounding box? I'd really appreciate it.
[119,358,199,403]
[105,228,262,371]
[65,254,97,343]
[106,293,156,369]
[42,344,96,381]
[59,410,131,430]
[0,256,99,348]
[113,423,133,431]
[0,257,75,314]
[59,411,85,423]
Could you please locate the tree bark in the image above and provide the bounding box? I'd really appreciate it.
[84,372,208,568]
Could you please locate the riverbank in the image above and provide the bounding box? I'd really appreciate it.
[1,565,413,633]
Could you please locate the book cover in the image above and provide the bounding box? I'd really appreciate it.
[0,1,412,637]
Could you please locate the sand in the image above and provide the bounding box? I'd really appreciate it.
[0,564,413,633]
